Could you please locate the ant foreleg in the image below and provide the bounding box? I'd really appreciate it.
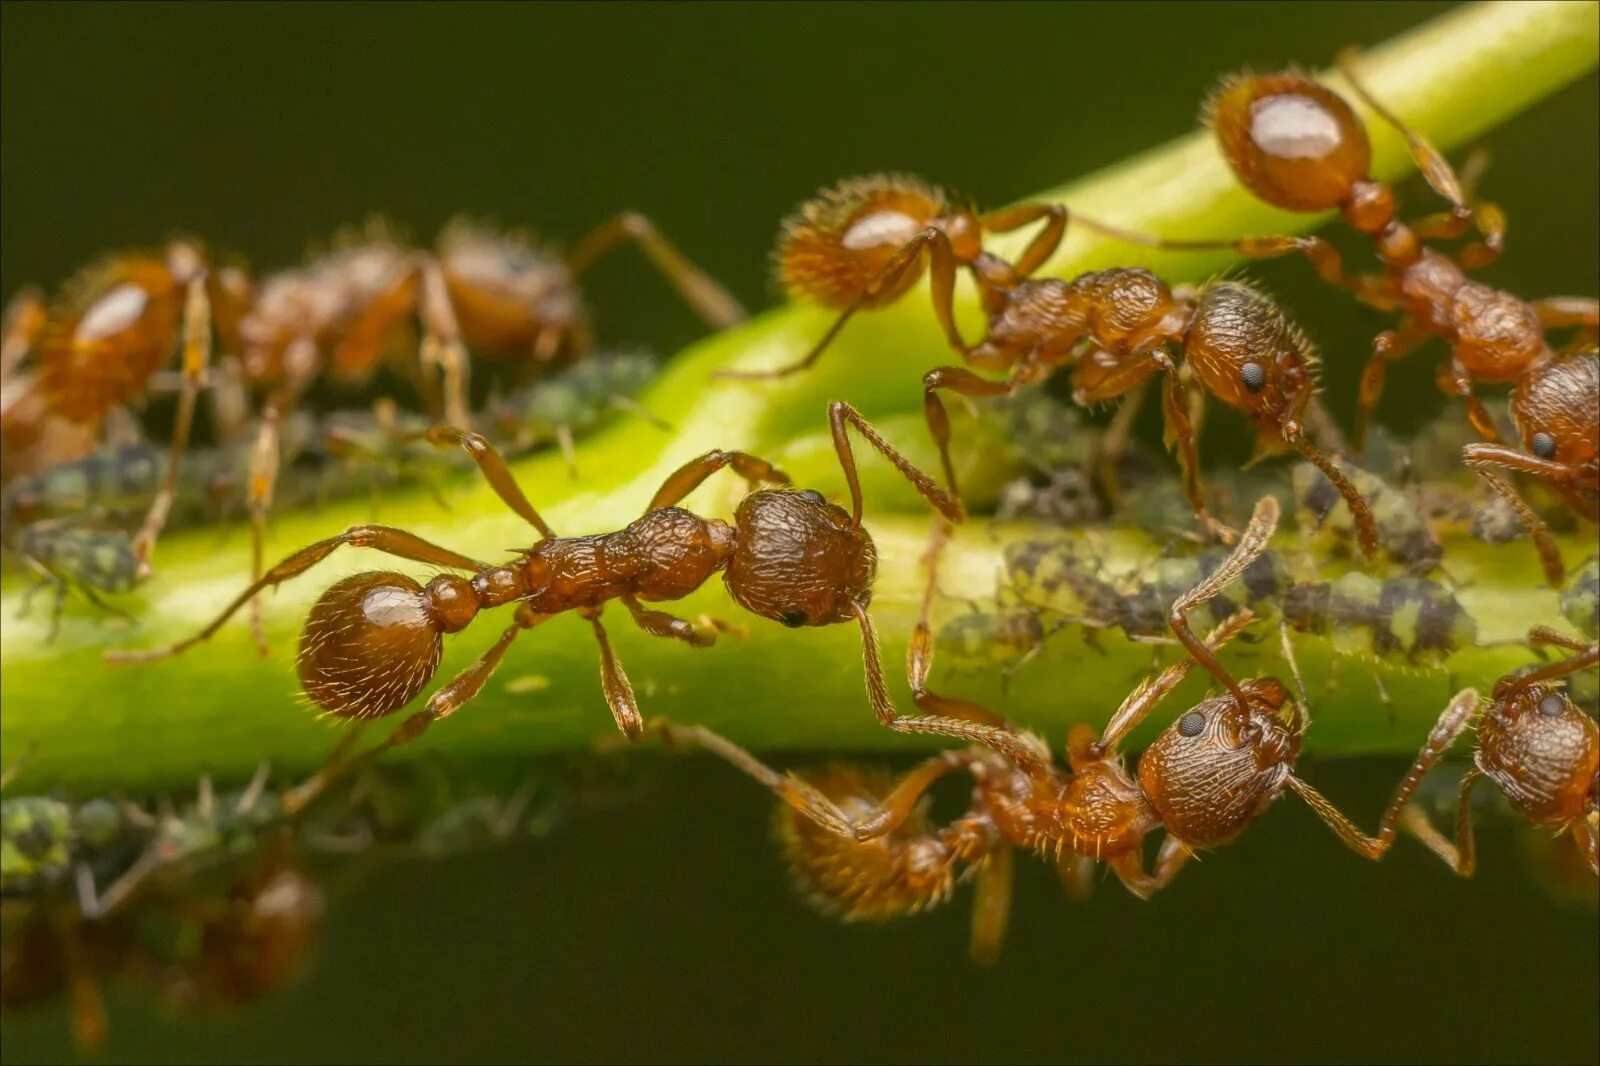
[1107,835,1193,900]
[968,844,1014,965]
[1284,687,1480,860]
[588,611,643,738]
[1462,456,1566,587]
[829,400,963,526]
[421,426,557,539]
[978,202,1065,278]
[620,594,736,648]
[417,259,473,429]
[922,365,1024,502]
[130,275,212,579]
[1159,364,1236,543]
[104,525,489,665]
[646,449,790,512]
[567,211,747,331]
[1529,296,1600,335]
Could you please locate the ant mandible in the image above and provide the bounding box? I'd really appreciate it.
[1100,51,1599,452]
[660,498,1456,960]
[1401,627,1599,876]
[105,402,1051,809]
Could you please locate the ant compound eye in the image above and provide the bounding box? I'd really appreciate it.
[1537,692,1566,717]
[781,610,809,628]
[1531,432,1557,460]
[1239,361,1267,393]
[1178,711,1206,737]
[799,489,827,506]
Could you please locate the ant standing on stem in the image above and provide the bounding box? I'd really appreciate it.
[718,173,1379,553]
[1100,53,1598,582]
[105,402,1051,811]
[657,498,1463,960]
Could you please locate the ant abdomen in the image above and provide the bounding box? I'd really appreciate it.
[1207,73,1371,213]
[725,489,875,627]
[775,174,959,308]
[297,571,444,720]
[1137,679,1301,848]
[775,764,958,921]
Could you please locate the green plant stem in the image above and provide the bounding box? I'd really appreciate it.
[2,0,1595,793]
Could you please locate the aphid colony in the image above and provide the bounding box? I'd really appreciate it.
[2,47,1595,1004]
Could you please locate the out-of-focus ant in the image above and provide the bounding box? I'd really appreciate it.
[105,403,1049,811]
[662,498,1458,960]
[1401,626,1598,876]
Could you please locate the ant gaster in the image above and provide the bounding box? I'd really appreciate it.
[106,403,1048,810]
[661,498,1458,960]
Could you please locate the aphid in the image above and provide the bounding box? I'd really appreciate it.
[1562,559,1599,640]
[1279,571,1477,670]
[1108,55,1597,448]
[10,521,140,639]
[489,350,665,473]
[1400,631,1599,876]
[1293,457,1441,573]
[1461,347,1598,585]
[1,796,128,900]
[107,403,1046,809]
[670,500,1463,960]
[935,600,1059,688]
[11,240,254,573]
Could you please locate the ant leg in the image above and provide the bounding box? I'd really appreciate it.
[1529,625,1593,655]
[1404,149,1506,270]
[103,525,489,665]
[1462,454,1566,587]
[1089,611,1255,759]
[567,211,747,330]
[1169,497,1280,710]
[589,611,643,737]
[556,424,578,479]
[1056,851,1097,902]
[52,909,110,1055]
[1159,363,1235,543]
[968,845,1014,965]
[1529,296,1599,334]
[1107,835,1193,899]
[245,393,290,656]
[620,594,736,648]
[715,227,952,380]
[1571,817,1600,875]
[1433,359,1504,443]
[829,400,963,526]
[853,601,1053,776]
[646,449,790,512]
[421,426,558,539]
[0,285,44,382]
[1399,767,1482,876]
[130,275,212,577]
[1353,321,1431,451]
[979,202,1066,277]
[1281,426,1380,562]
[652,720,969,840]
[1504,635,1599,693]
[285,607,551,813]
[922,365,1023,501]
[1284,687,1480,860]
[417,259,473,429]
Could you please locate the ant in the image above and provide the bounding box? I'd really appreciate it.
[1,243,254,574]
[1400,628,1599,876]
[1104,53,1597,443]
[713,174,1377,553]
[661,498,1460,960]
[106,402,1048,809]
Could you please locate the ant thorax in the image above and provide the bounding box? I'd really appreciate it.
[519,507,735,613]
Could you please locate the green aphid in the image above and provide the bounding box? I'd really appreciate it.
[1293,459,1441,575]
[1,796,75,895]
[1560,558,1598,639]
[1282,572,1477,668]
[936,606,1047,677]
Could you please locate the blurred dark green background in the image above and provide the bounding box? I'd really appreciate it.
[3,2,1596,1062]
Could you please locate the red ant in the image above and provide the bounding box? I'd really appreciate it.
[105,402,1049,810]
[1401,627,1598,877]
[659,498,1455,960]
[1,243,254,574]
[1099,54,1598,454]
[714,174,1376,552]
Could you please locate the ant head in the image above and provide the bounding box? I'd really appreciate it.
[775,764,955,921]
[1480,682,1599,823]
[1207,73,1370,212]
[1512,350,1599,469]
[775,174,970,308]
[1136,677,1302,848]
[1186,282,1314,434]
[724,488,876,628]
[297,571,446,720]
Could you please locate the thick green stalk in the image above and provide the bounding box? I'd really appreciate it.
[2,0,1595,793]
